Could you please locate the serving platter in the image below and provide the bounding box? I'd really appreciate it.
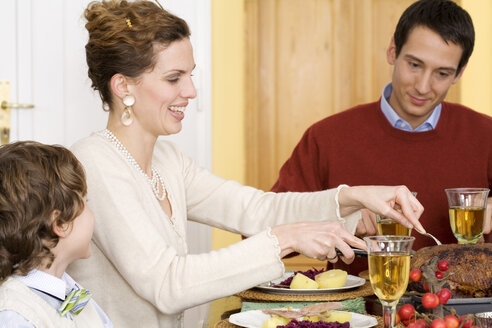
[412,296,492,315]
[255,273,366,295]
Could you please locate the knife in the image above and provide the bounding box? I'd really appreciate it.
[335,248,368,258]
[335,248,415,258]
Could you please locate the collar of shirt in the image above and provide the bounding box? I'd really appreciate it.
[380,82,441,132]
[13,269,80,301]
[11,270,113,326]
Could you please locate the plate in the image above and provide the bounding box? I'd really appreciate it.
[255,273,366,295]
[229,310,378,328]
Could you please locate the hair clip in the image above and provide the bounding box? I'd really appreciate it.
[126,18,133,29]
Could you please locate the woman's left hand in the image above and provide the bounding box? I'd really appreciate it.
[338,185,425,233]
[355,209,379,237]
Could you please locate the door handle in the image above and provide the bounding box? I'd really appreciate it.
[1,101,34,109]
[0,80,35,145]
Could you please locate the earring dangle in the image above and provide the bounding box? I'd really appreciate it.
[121,94,135,126]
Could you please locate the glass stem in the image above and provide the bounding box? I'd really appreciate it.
[382,301,398,328]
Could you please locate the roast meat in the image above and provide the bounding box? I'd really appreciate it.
[410,243,492,298]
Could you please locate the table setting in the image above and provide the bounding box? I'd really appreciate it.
[210,259,382,327]
[211,188,492,328]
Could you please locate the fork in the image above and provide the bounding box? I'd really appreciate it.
[415,229,442,245]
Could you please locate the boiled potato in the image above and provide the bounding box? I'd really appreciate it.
[314,269,348,288]
[320,311,352,323]
[305,316,320,322]
[290,273,319,289]
[261,315,290,328]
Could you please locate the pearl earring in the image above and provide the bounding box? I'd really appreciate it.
[121,94,135,126]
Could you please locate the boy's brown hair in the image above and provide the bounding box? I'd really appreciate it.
[0,141,87,282]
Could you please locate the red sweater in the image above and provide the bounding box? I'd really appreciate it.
[272,101,492,250]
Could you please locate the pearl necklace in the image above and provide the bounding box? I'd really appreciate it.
[102,129,167,201]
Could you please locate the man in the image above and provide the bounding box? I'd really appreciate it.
[272,0,492,263]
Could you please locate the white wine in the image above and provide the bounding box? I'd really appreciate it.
[377,219,412,236]
[449,206,485,244]
[368,252,411,302]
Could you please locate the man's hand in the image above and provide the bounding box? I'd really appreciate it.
[355,209,378,237]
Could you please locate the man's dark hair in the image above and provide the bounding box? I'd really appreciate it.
[394,0,474,75]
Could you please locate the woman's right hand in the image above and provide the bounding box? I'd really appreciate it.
[271,221,366,264]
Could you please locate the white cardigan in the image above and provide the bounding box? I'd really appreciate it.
[67,131,360,328]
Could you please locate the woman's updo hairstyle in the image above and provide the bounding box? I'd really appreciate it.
[84,0,190,108]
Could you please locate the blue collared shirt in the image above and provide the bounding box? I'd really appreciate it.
[380,83,441,132]
[0,269,113,328]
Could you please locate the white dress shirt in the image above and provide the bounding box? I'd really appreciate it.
[380,82,441,132]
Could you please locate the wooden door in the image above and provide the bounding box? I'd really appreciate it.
[244,0,461,270]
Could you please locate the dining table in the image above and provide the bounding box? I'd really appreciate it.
[204,295,242,328]
[204,271,384,328]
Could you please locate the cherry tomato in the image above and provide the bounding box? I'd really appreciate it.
[398,304,415,321]
[423,282,430,292]
[410,268,422,282]
[384,312,401,326]
[402,315,416,326]
[459,315,473,328]
[444,315,459,328]
[408,321,426,328]
[436,288,451,304]
[435,271,444,279]
[415,319,429,328]
[431,319,447,328]
[438,259,449,272]
[422,293,440,309]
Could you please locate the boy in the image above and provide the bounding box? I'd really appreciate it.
[0,141,113,327]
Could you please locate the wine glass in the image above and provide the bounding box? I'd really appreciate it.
[376,215,412,236]
[445,188,490,244]
[377,192,417,237]
[364,236,415,328]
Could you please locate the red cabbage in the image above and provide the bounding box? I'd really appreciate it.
[278,319,350,328]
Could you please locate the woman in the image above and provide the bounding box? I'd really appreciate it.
[68,1,424,327]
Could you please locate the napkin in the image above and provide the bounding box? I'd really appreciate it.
[241,297,366,314]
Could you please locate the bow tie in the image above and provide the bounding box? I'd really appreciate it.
[58,288,92,316]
